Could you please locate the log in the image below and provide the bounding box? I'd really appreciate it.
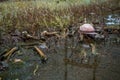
[34,46,47,62]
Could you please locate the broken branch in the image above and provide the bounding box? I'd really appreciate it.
[34,46,47,62]
[0,47,18,61]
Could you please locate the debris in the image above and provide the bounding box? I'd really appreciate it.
[78,23,99,43]
[22,31,40,40]
[41,31,60,38]
[95,34,104,39]
[34,46,48,63]
[39,43,48,49]
[62,28,68,38]
[17,50,23,55]
[4,47,17,57]
[33,64,39,75]
[0,47,18,61]
[0,61,9,71]
[82,44,90,48]
[13,58,23,63]
[90,43,99,55]
[79,34,84,41]
[79,24,95,33]
[79,49,87,63]
[64,58,96,68]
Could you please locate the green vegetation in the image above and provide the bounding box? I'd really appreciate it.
[0,0,119,34]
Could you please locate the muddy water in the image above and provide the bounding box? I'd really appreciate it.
[0,35,120,80]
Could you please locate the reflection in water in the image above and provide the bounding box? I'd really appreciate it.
[93,56,99,80]
[64,55,100,80]
[64,36,100,80]
[105,14,120,26]
[64,36,68,80]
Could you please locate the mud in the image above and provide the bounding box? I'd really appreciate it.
[0,35,120,80]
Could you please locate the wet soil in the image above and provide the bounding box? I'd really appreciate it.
[0,37,120,80]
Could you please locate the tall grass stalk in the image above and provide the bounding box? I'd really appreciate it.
[0,0,114,34]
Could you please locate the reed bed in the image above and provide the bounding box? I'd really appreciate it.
[0,0,116,35]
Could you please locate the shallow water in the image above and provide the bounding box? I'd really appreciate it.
[0,35,120,80]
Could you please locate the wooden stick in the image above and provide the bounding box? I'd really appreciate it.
[0,47,18,61]
[34,46,47,60]
[4,47,18,57]
[41,31,60,38]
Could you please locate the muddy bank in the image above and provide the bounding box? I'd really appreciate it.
[0,34,120,80]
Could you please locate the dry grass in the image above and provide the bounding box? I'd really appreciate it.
[0,0,115,35]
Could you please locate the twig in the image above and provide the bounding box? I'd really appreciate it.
[33,64,39,75]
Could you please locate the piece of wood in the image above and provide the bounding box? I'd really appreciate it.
[4,47,18,57]
[41,31,60,38]
[0,47,18,61]
[34,46,47,60]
